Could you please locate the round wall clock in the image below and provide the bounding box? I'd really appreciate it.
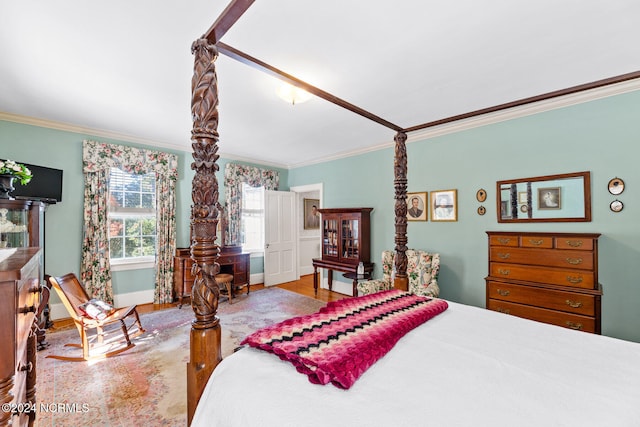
[476,189,487,202]
[610,199,623,212]
[608,178,625,195]
[477,206,486,215]
[520,205,528,213]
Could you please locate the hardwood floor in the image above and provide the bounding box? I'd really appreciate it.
[136,274,345,316]
[56,274,345,326]
[260,274,349,303]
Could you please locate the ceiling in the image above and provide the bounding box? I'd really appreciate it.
[2,1,640,168]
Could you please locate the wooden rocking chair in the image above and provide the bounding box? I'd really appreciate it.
[45,273,145,362]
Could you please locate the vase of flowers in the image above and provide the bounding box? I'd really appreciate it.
[0,160,33,199]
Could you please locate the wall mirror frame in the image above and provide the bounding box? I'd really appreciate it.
[496,171,591,223]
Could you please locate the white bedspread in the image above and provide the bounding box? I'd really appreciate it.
[192,300,640,427]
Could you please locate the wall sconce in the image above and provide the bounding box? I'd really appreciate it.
[276,83,312,105]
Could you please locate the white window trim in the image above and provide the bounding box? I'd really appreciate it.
[111,256,155,271]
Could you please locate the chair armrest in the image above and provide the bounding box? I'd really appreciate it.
[412,278,440,298]
[357,279,393,296]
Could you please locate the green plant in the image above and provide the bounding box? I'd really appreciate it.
[0,159,33,185]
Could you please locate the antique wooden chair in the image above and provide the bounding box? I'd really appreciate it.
[45,273,145,362]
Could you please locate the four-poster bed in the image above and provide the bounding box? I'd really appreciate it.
[186,2,640,425]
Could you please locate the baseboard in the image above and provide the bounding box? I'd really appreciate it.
[49,289,156,321]
[251,272,264,286]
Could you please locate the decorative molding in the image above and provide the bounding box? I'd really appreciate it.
[291,77,640,168]
[3,77,639,170]
[0,111,185,152]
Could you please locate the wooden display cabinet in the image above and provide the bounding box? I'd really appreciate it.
[312,208,373,296]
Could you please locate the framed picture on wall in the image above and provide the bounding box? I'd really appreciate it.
[538,187,561,210]
[431,189,458,222]
[406,192,427,221]
[303,198,320,229]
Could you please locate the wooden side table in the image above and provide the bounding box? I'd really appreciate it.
[342,271,372,297]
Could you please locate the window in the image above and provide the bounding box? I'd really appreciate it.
[241,183,264,252]
[108,168,156,268]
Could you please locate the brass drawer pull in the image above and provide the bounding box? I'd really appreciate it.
[498,269,510,275]
[496,289,510,296]
[528,239,543,246]
[497,252,511,259]
[565,299,583,308]
[566,275,583,284]
[565,240,583,248]
[497,238,511,244]
[565,257,583,265]
[497,308,511,314]
[19,305,36,314]
[565,321,583,330]
[19,361,33,372]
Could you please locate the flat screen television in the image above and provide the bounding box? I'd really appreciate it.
[2,160,64,203]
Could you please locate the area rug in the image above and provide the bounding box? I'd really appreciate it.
[35,287,325,427]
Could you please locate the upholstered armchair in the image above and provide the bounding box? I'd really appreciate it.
[357,249,440,298]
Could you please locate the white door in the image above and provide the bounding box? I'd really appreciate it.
[264,190,297,286]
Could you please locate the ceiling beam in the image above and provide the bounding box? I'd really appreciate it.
[217,42,404,133]
[403,70,640,134]
[203,0,255,43]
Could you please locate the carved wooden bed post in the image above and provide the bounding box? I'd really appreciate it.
[187,38,223,425]
[393,131,409,291]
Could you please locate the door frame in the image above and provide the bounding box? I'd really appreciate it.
[290,182,323,282]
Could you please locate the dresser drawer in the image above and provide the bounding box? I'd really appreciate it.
[489,234,519,247]
[519,235,553,248]
[487,281,596,316]
[555,236,594,251]
[489,247,594,270]
[487,299,596,333]
[490,262,595,289]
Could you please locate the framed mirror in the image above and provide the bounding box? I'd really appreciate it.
[496,171,591,223]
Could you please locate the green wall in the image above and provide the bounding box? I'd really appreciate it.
[289,90,640,343]
[0,120,286,301]
[2,88,639,343]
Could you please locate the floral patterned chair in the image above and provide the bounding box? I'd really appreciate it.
[357,249,440,297]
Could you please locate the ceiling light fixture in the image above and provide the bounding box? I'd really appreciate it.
[276,83,312,105]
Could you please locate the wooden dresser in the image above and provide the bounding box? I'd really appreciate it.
[486,231,602,334]
[0,248,41,427]
[174,247,250,307]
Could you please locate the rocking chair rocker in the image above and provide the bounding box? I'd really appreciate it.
[45,273,145,362]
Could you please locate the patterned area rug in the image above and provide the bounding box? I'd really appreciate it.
[36,287,325,427]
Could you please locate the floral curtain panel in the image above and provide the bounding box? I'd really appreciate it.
[82,140,178,304]
[223,163,279,246]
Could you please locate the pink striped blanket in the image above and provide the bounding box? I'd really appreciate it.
[241,289,449,389]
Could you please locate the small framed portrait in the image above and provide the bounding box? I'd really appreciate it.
[538,187,561,210]
[431,189,458,222]
[303,198,320,229]
[518,191,528,204]
[406,192,427,221]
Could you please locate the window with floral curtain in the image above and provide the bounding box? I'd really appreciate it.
[82,140,178,304]
[223,163,279,246]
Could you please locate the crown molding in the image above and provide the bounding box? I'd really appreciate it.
[3,77,639,170]
[0,111,187,152]
[405,77,640,144]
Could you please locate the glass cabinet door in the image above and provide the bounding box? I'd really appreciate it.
[0,202,29,248]
[341,218,359,260]
[322,218,338,257]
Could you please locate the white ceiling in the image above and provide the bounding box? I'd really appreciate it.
[2,1,640,168]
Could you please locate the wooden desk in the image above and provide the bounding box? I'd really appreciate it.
[174,247,250,307]
[312,258,373,297]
